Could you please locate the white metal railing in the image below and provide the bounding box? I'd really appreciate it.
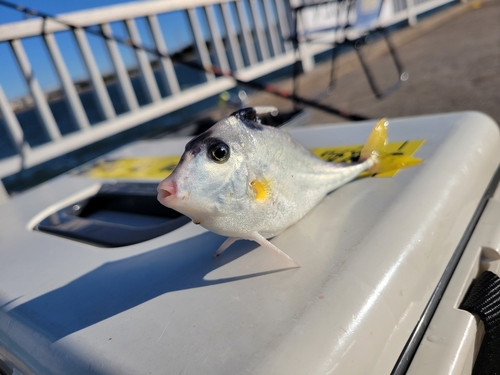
[0,0,299,193]
[0,0,456,198]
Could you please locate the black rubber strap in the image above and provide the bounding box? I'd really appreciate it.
[460,271,500,375]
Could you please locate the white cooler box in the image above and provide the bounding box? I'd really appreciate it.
[1,111,500,375]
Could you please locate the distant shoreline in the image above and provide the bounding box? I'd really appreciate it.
[10,70,130,114]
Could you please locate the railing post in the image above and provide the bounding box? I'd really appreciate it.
[293,12,316,72]
[187,8,216,81]
[249,0,271,60]
[147,14,181,95]
[298,44,315,72]
[407,0,418,25]
[221,2,245,70]
[262,0,282,56]
[0,83,29,201]
[275,0,293,52]
[0,84,31,159]
[235,0,258,64]
[287,0,316,72]
[43,33,91,131]
[9,39,62,141]
[100,23,140,111]
[73,27,116,120]
[125,18,162,103]
[204,5,231,73]
[0,182,8,203]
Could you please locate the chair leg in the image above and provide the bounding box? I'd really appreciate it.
[327,44,339,95]
[353,28,408,99]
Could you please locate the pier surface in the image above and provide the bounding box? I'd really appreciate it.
[241,0,500,126]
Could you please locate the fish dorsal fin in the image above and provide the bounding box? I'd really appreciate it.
[360,118,388,162]
[230,106,278,125]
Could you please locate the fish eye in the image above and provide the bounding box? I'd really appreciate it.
[208,141,230,163]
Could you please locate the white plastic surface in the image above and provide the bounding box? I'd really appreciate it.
[407,186,500,375]
[0,112,499,374]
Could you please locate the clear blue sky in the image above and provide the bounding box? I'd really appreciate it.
[0,0,140,24]
[0,0,214,100]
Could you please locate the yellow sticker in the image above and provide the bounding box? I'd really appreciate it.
[82,140,424,180]
[85,156,180,180]
[312,140,425,177]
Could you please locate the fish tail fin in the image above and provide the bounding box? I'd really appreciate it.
[360,118,423,174]
[359,118,388,173]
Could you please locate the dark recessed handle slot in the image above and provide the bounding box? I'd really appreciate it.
[35,182,190,247]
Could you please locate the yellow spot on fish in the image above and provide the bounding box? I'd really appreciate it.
[250,179,270,201]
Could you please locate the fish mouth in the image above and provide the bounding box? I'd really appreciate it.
[157,179,177,205]
[158,189,172,200]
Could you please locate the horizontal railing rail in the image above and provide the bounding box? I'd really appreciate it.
[0,0,235,41]
[0,0,458,199]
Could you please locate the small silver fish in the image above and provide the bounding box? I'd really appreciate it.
[157,107,420,267]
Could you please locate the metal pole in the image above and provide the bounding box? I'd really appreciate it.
[9,39,62,140]
[43,33,91,130]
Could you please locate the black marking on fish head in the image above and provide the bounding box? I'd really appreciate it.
[184,130,213,158]
[184,132,231,163]
[230,107,264,131]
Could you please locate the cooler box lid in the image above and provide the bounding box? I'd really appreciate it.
[0,111,499,374]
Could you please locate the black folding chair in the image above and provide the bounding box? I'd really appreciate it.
[289,0,408,99]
